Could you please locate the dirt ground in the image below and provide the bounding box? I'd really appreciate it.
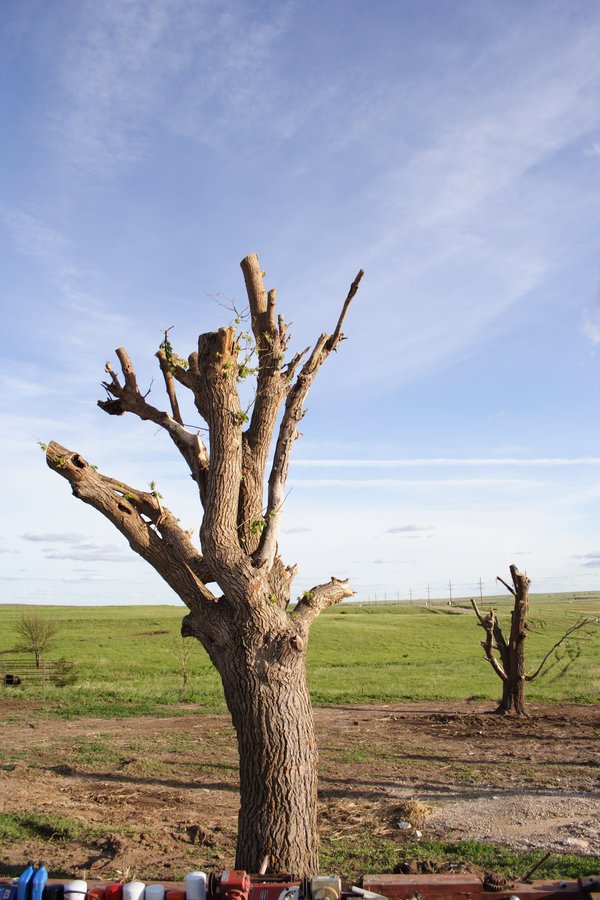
[0,700,598,880]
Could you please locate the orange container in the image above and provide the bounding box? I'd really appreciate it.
[165,892,185,900]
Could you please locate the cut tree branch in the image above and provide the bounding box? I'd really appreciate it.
[293,577,355,628]
[254,269,364,570]
[496,575,516,597]
[99,348,209,490]
[525,617,597,681]
[46,442,218,619]
[470,599,508,681]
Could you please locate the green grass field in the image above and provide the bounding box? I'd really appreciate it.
[0,594,598,718]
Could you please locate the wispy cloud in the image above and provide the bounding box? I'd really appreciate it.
[385,524,434,535]
[295,457,600,468]
[583,279,600,344]
[62,574,107,583]
[282,525,311,534]
[290,478,542,489]
[22,532,83,543]
[22,532,131,563]
[42,0,294,174]
[373,557,411,565]
[45,548,131,562]
[3,208,130,337]
[573,551,600,568]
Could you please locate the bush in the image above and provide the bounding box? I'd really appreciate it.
[52,657,78,687]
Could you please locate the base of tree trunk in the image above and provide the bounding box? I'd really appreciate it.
[494,700,528,717]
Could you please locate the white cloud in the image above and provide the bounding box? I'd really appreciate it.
[289,478,542,489]
[45,549,131,562]
[21,533,132,563]
[385,524,434,535]
[583,308,600,344]
[294,457,600,468]
[573,551,600,568]
[62,574,107,583]
[3,208,130,340]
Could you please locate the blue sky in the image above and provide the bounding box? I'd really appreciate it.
[1,0,600,605]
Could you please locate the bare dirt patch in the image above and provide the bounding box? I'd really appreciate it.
[0,701,598,879]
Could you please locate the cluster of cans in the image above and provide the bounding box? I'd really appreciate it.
[1,865,207,900]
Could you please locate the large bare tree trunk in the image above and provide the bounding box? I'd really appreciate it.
[472,565,530,716]
[46,253,362,874]
[498,566,529,715]
[219,637,317,873]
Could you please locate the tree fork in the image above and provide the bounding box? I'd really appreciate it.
[45,253,364,873]
[472,564,596,717]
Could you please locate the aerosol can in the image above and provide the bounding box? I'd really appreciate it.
[16,862,35,900]
[184,872,206,900]
[104,885,123,900]
[145,886,165,900]
[31,863,47,900]
[63,880,88,900]
[122,882,145,900]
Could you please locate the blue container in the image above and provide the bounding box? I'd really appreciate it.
[16,863,35,900]
[31,865,47,900]
[0,880,18,900]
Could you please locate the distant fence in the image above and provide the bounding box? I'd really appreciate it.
[1,658,58,686]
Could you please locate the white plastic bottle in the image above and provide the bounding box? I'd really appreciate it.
[123,883,145,900]
[184,872,206,900]
[63,881,88,900]
[145,887,165,900]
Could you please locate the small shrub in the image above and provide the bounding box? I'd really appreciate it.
[52,657,78,687]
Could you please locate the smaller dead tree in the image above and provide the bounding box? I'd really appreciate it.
[471,564,596,716]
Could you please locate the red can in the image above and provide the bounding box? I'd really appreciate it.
[104,885,123,900]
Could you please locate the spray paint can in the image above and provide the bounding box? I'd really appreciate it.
[63,881,87,900]
[184,873,206,900]
[104,885,123,900]
[144,887,164,900]
[122,883,145,900]
[16,862,35,900]
[31,864,47,900]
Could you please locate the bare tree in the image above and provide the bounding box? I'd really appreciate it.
[46,253,363,875]
[15,613,60,668]
[471,564,596,716]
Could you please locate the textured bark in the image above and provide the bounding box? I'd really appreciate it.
[472,565,529,716]
[46,253,361,873]
[472,565,595,717]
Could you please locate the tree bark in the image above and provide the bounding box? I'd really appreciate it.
[472,565,530,716]
[220,635,318,874]
[46,254,363,873]
[497,565,529,715]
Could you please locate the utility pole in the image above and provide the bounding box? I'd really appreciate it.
[478,576,484,601]
[426,583,430,606]
[409,586,413,605]
[448,579,453,606]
